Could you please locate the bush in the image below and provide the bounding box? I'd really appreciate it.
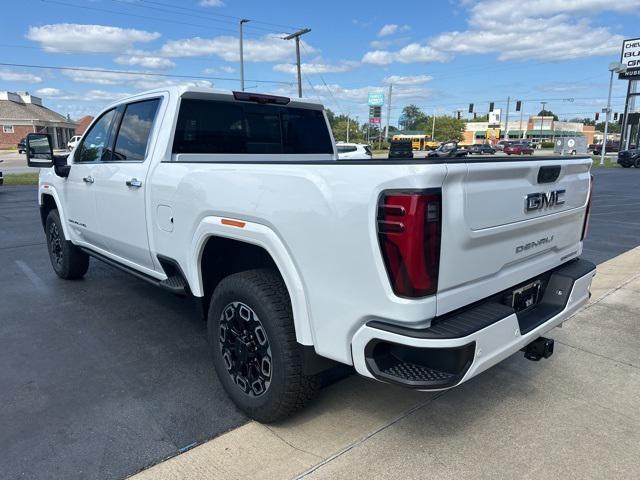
[540,141,555,149]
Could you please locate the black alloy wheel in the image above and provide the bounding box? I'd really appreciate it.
[219,301,272,397]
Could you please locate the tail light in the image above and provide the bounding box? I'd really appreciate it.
[581,175,594,241]
[377,190,442,297]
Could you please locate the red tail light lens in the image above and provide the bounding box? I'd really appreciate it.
[581,175,593,241]
[377,190,442,298]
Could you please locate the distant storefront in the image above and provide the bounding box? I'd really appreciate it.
[0,91,77,149]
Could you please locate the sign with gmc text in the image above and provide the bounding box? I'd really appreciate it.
[620,37,640,79]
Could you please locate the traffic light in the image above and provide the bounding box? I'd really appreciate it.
[457,111,461,120]
[489,102,494,112]
[613,112,618,121]
[473,112,477,119]
[595,112,599,121]
[468,103,474,113]
[515,100,521,112]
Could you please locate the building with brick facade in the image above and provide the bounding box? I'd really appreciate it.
[0,91,77,149]
[75,115,94,136]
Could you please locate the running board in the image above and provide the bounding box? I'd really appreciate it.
[80,248,188,296]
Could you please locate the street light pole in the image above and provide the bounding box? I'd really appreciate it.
[503,96,511,141]
[601,62,626,165]
[283,28,311,98]
[239,19,250,92]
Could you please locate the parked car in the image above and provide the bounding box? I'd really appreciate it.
[495,140,512,152]
[427,141,468,158]
[0,159,3,186]
[504,142,534,155]
[467,143,496,155]
[26,86,595,422]
[18,137,26,154]
[67,135,82,151]
[388,139,414,159]
[592,141,620,155]
[617,148,640,168]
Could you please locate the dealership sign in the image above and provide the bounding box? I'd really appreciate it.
[620,37,640,79]
[368,92,384,106]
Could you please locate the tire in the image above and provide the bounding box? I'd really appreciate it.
[208,269,319,422]
[634,158,640,168]
[45,210,90,279]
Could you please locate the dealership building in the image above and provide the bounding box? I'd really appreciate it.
[462,115,596,145]
[0,91,77,149]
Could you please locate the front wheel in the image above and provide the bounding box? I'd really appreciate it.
[208,269,319,422]
[45,210,90,279]
[634,158,640,168]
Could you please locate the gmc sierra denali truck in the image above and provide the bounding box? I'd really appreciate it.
[26,86,595,422]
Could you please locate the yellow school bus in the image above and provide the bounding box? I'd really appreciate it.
[392,134,438,150]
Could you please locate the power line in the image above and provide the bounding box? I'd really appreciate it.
[0,62,293,85]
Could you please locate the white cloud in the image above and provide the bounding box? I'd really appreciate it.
[160,34,315,62]
[34,88,131,102]
[362,44,449,65]
[429,0,632,61]
[26,24,160,53]
[383,74,433,85]
[0,69,42,83]
[200,0,224,6]
[61,68,213,90]
[273,61,358,75]
[377,24,410,37]
[114,55,175,69]
[203,66,236,74]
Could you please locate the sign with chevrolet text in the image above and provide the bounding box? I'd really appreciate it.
[620,37,640,79]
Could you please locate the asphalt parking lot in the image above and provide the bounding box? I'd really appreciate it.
[0,167,638,480]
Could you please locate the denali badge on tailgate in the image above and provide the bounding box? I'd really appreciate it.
[525,189,565,212]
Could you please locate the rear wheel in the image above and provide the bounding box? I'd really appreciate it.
[208,269,319,422]
[634,158,640,168]
[45,210,90,280]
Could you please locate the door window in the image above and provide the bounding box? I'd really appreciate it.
[75,109,116,163]
[110,99,160,161]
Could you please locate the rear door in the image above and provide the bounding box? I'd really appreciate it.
[437,158,591,315]
[93,97,162,272]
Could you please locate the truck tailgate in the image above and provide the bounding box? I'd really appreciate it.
[437,157,591,316]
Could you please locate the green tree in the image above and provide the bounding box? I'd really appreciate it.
[537,109,559,121]
[331,114,365,143]
[568,117,595,126]
[401,104,427,130]
[595,121,621,133]
[418,115,465,142]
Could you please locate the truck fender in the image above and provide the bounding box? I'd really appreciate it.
[38,184,72,240]
[188,216,314,346]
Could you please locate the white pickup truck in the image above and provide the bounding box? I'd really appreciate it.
[26,86,595,422]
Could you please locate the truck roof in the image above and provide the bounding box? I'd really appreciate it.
[104,85,325,111]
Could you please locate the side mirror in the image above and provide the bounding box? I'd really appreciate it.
[26,133,54,168]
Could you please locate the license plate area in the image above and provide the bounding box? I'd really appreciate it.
[508,280,542,312]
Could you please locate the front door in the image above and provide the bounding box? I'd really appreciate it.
[64,108,116,251]
[93,98,161,272]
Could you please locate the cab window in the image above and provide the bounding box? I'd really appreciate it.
[110,99,160,161]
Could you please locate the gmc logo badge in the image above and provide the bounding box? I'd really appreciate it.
[525,190,565,212]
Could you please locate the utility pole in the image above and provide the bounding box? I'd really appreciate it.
[384,83,392,141]
[346,114,350,143]
[431,109,436,141]
[503,96,511,141]
[283,28,311,98]
[539,101,547,141]
[239,19,250,91]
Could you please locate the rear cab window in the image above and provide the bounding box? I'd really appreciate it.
[172,98,333,156]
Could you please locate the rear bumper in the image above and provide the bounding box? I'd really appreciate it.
[351,259,596,390]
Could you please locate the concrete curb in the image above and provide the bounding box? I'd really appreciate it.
[130,246,640,480]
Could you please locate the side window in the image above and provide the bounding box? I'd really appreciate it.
[76,109,116,163]
[111,99,160,161]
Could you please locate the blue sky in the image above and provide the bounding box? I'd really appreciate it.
[0,0,637,124]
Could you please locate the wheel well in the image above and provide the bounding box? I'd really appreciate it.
[40,194,57,229]
[200,236,282,313]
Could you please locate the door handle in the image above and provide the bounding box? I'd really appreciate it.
[126,178,143,188]
[83,175,94,184]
